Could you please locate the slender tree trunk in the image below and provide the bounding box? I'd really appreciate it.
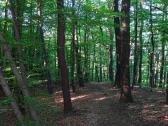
[166,73,168,104]
[0,33,39,121]
[108,25,114,83]
[39,25,54,94]
[57,0,73,113]
[92,38,96,81]
[114,0,122,88]
[70,0,76,92]
[0,68,26,126]
[37,0,54,94]
[119,0,133,103]
[95,65,99,82]
[160,7,166,86]
[155,53,159,86]
[132,0,138,89]
[76,27,84,87]
[149,0,155,89]
[138,3,144,87]
[8,0,39,121]
[0,86,4,97]
[84,32,89,82]
[99,46,103,82]
[160,40,165,86]
[99,26,103,82]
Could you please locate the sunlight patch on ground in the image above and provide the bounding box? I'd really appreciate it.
[156,90,164,93]
[143,104,155,109]
[94,96,108,101]
[55,91,62,95]
[163,104,168,108]
[71,95,89,101]
[55,94,89,103]
[163,116,168,121]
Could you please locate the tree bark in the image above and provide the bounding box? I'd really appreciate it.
[70,0,76,93]
[109,29,114,83]
[119,0,133,102]
[0,68,26,126]
[132,0,138,89]
[160,6,166,86]
[37,0,54,94]
[76,27,84,87]
[166,73,168,104]
[0,33,39,122]
[114,0,122,88]
[149,0,155,89]
[57,0,73,113]
[138,3,144,87]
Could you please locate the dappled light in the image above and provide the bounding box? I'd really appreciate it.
[53,83,168,126]
[94,96,108,101]
[55,94,89,104]
[0,0,167,125]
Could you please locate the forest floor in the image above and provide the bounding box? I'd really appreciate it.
[1,82,168,126]
[54,82,168,126]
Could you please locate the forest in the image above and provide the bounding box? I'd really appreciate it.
[0,0,168,125]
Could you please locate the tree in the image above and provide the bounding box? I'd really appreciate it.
[37,0,54,94]
[114,0,122,88]
[0,33,39,121]
[57,0,73,113]
[119,0,133,102]
[132,0,138,88]
[149,0,155,89]
[138,3,144,87]
[8,0,39,121]
[70,0,77,92]
[0,68,25,126]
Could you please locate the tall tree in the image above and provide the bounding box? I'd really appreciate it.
[160,5,167,86]
[114,0,122,88]
[149,0,155,89]
[119,0,133,102]
[0,68,25,126]
[7,0,39,121]
[37,0,54,94]
[109,28,114,83]
[132,0,138,88]
[57,0,73,113]
[138,3,144,87]
[0,33,39,122]
[70,0,76,92]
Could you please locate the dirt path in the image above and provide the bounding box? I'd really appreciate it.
[55,83,168,126]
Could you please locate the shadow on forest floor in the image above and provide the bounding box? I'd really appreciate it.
[1,82,168,126]
[54,82,168,126]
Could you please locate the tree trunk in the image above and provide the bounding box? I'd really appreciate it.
[166,73,168,104]
[160,40,165,86]
[76,27,84,87]
[160,7,166,86]
[132,0,138,89]
[99,26,103,82]
[37,0,54,94]
[138,3,144,87]
[0,69,26,126]
[109,42,114,83]
[9,0,39,121]
[119,0,133,103]
[114,0,122,88]
[70,0,76,93]
[95,65,99,82]
[92,39,96,81]
[57,0,73,113]
[149,0,155,89]
[0,33,39,122]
